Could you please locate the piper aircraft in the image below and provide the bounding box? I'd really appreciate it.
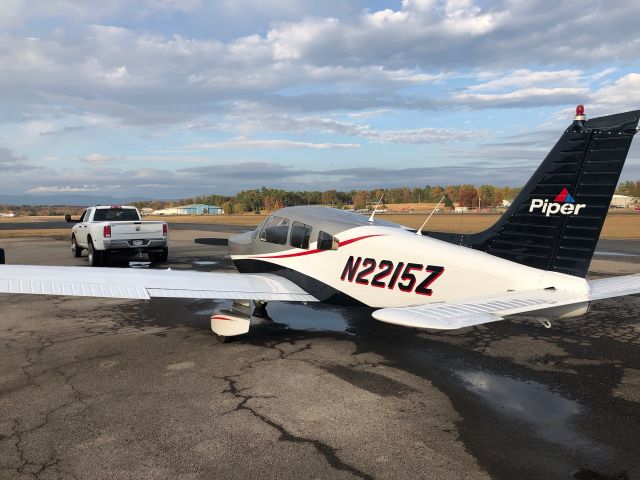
[1,106,640,341]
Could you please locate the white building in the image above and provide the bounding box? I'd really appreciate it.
[610,195,638,208]
[152,204,223,215]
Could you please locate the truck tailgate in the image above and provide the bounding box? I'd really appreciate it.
[110,222,165,240]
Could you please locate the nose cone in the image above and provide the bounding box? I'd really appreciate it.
[228,231,254,256]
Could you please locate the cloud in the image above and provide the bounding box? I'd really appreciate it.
[221,103,483,143]
[28,185,121,193]
[81,153,121,165]
[40,126,87,136]
[0,1,638,128]
[0,1,638,198]
[0,147,43,172]
[186,138,359,150]
[587,73,640,115]
[452,69,591,109]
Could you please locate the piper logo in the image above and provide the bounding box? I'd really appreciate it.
[529,188,586,216]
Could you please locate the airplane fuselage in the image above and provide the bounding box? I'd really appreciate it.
[228,206,588,308]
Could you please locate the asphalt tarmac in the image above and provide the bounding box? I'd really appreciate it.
[1,227,639,480]
[0,220,250,233]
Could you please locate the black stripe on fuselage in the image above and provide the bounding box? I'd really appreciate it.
[233,258,366,307]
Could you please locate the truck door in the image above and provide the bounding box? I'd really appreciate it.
[75,209,90,247]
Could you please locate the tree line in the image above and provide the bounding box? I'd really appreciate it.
[132,184,524,213]
[2,180,638,216]
[616,180,640,198]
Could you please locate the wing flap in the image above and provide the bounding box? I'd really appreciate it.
[0,265,317,302]
[372,289,587,330]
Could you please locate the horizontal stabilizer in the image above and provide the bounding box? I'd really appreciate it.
[373,289,586,330]
[588,274,640,301]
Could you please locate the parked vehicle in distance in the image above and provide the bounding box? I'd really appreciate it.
[65,206,168,266]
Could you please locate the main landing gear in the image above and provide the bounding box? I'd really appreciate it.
[210,300,268,343]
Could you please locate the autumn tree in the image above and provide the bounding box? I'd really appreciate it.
[458,184,478,208]
[352,191,369,210]
[321,190,339,205]
[478,185,497,207]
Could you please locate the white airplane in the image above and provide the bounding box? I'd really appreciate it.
[1,106,640,341]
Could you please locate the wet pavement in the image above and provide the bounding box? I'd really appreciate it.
[0,231,639,479]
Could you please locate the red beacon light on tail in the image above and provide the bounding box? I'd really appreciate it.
[574,104,586,122]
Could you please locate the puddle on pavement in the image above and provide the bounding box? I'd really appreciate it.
[266,302,350,332]
[129,261,151,268]
[195,301,351,333]
[193,260,218,265]
[457,370,605,454]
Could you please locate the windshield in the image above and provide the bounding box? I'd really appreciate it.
[93,208,140,222]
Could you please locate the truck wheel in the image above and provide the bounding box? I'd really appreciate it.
[71,236,82,258]
[87,240,103,267]
[149,248,168,263]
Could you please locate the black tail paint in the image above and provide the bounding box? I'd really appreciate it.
[427,109,640,278]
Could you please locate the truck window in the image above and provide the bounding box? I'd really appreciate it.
[259,216,289,245]
[93,208,141,222]
[317,231,338,251]
[290,222,312,249]
[78,210,87,222]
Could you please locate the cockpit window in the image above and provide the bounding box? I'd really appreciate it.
[259,216,290,245]
[290,221,312,249]
[317,231,338,251]
[251,218,268,239]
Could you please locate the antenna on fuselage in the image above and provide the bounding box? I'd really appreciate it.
[368,195,384,223]
[416,195,446,236]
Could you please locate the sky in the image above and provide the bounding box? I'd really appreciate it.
[1,0,640,200]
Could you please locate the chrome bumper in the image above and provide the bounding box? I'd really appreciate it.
[104,239,167,250]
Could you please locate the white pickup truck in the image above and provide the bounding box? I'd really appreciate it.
[66,205,168,266]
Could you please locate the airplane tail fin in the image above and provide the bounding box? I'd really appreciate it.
[428,107,640,278]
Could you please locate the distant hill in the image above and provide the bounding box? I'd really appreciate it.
[0,194,152,206]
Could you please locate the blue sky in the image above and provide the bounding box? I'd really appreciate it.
[1,0,639,199]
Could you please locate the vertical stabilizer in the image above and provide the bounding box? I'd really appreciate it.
[427,108,640,277]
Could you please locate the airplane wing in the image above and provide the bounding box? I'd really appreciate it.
[0,265,317,302]
[372,274,640,330]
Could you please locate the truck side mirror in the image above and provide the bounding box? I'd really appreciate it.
[64,214,71,223]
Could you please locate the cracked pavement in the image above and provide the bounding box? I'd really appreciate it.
[1,230,640,479]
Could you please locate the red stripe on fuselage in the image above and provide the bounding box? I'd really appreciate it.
[248,234,385,259]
